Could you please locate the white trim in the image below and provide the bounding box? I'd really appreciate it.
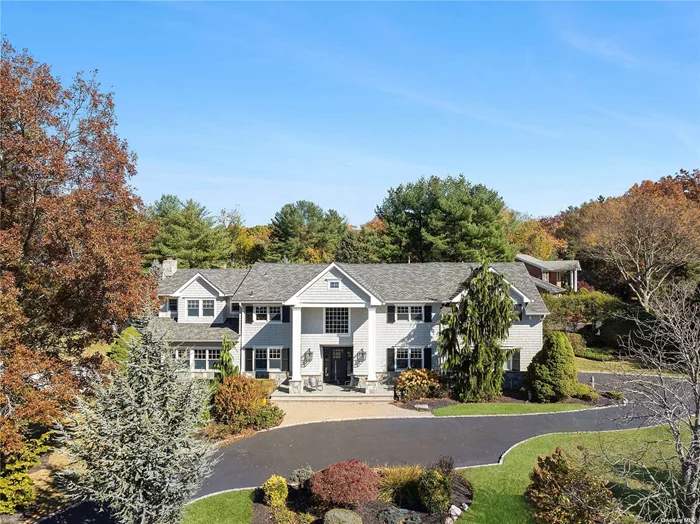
[185,297,217,318]
[393,304,424,323]
[450,270,531,304]
[323,306,351,336]
[392,346,424,372]
[171,273,225,297]
[291,302,366,309]
[253,345,284,373]
[252,304,282,324]
[284,263,381,306]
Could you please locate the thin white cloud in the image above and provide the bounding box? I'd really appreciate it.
[559,30,643,69]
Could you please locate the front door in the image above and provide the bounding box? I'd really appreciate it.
[323,347,353,384]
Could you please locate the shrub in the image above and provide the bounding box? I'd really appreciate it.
[395,368,443,401]
[604,390,625,401]
[596,317,636,350]
[310,459,380,508]
[200,422,233,441]
[581,348,616,362]
[0,432,50,514]
[417,468,452,514]
[378,506,422,524]
[573,383,600,402]
[565,333,587,357]
[263,474,288,508]
[324,508,362,524]
[107,326,141,367]
[250,403,284,430]
[258,378,277,397]
[429,455,455,477]
[297,512,315,524]
[289,464,314,488]
[377,464,423,507]
[272,507,296,524]
[525,447,619,523]
[525,332,578,403]
[212,376,284,433]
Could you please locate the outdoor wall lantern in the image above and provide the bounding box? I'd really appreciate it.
[302,348,313,366]
[355,348,366,365]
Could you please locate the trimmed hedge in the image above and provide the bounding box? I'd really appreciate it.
[310,459,380,508]
[525,332,578,403]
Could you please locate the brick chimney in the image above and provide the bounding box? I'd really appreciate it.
[162,256,178,278]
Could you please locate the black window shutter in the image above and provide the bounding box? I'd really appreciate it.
[387,305,395,323]
[245,348,253,371]
[386,348,395,372]
[282,348,290,371]
[245,306,254,324]
[424,305,432,323]
[423,347,432,370]
[282,306,290,323]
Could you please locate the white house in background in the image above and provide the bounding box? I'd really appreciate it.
[152,259,549,394]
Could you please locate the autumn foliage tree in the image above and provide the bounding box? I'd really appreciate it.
[578,180,700,310]
[0,40,155,512]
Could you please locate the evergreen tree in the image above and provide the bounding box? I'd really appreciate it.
[215,333,239,380]
[437,261,517,401]
[58,318,216,524]
[268,200,347,263]
[147,195,232,268]
[376,175,513,262]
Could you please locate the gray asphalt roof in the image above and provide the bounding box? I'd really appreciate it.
[157,268,250,295]
[231,263,328,302]
[515,253,582,272]
[149,317,239,343]
[158,261,549,316]
[531,277,566,295]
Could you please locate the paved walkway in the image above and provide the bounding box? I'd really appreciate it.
[276,401,431,426]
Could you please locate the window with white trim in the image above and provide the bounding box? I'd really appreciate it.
[328,280,340,289]
[173,348,189,361]
[254,347,283,377]
[187,300,199,317]
[269,306,281,322]
[395,347,423,371]
[193,348,221,371]
[396,305,423,322]
[255,306,268,321]
[168,298,178,313]
[325,308,349,334]
[202,299,215,317]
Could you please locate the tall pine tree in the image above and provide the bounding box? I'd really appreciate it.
[58,318,216,524]
[437,261,517,401]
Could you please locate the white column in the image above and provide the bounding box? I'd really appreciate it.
[366,306,377,381]
[291,306,302,382]
[572,269,578,292]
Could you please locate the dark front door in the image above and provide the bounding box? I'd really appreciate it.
[323,347,353,384]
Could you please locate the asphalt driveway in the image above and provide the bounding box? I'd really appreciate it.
[199,402,641,497]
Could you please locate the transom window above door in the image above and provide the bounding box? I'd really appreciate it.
[396,305,423,322]
[325,307,349,334]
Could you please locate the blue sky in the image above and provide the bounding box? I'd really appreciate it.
[4,2,700,226]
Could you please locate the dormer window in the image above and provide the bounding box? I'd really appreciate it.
[328,280,341,290]
[168,298,178,313]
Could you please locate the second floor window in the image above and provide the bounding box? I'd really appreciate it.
[202,300,215,317]
[396,305,423,322]
[325,307,349,334]
[168,298,178,313]
[187,300,199,317]
[254,305,281,322]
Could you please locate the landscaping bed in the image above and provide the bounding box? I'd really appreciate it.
[249,456,473,524]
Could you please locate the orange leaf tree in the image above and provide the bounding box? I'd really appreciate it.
[0,39,156,508]
[578,179,700,310]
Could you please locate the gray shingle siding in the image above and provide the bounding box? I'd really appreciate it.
[296,268,370,304]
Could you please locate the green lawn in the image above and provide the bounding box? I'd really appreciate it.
[434,402,594,416]
[183,490,254,524]
[458,426,672,524]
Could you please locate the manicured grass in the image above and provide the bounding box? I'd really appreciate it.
[434,402,594,416]
[575,356,646,373]
[458,426,673,524]
[183,490,255,524]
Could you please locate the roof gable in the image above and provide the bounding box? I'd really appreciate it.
[285,263,380,305]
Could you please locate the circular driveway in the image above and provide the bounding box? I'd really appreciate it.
[199,402,642,497]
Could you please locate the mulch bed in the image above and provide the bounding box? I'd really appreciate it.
[396,387,617,411]
[253,474,473,524]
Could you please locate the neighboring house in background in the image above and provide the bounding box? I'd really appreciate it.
[515,253,581,295]
[153,259,548,394]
